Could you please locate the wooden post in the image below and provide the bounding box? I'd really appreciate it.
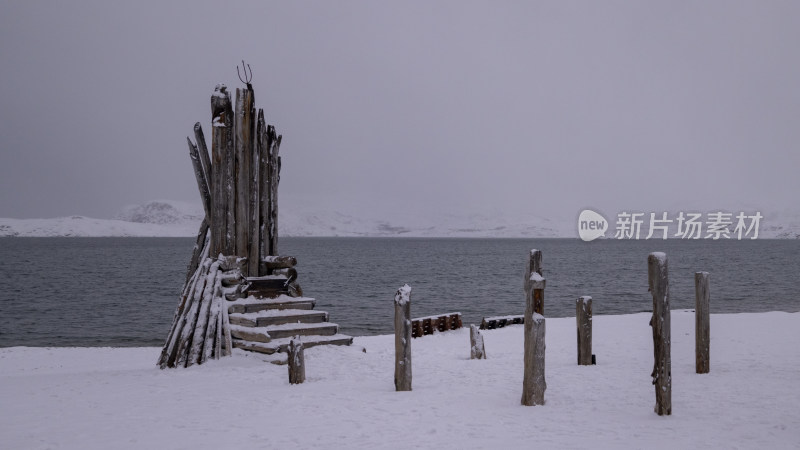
[695,271,710,374]
[394,284,412,391]
[210,84,233,257]
[268,126,282,256]
[521,313,546,406]
[470,324,486,360]
[247,105,261,277]
[576,296,592,365]
[288,338,306,384]
[522,250,546,406]
[648,252,671,416]
[234,87,255,273]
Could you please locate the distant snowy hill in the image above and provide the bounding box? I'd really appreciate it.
[1,200,799,238]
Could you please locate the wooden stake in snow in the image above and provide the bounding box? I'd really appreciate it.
[288,338,305,384]
[576,296,592,366]
[394,284,412,392]
[695,271,710,374]
[522,250,546,406]
[648,252,671,416]
[521,313,546,406]
[470,324,486,360]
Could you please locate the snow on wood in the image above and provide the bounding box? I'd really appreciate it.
[522,313,546,406]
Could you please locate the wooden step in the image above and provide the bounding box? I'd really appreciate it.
[229,324,271,343]
[233,333,354,355]
[229,309,329,327]
[227,295,316,314]
[264,322,339,340]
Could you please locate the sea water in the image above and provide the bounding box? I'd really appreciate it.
[1,237,797,346]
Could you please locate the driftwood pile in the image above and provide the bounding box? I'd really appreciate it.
[159,72,299,369]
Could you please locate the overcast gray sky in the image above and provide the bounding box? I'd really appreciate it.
[1,1,798,223]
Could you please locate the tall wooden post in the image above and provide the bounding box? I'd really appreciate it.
[648,252,671,416]
[522,250,546,406]
[576,296,592,365]
[210,84,233,257]
[394,284,412,392]
[695,271,710,374]
[234,87,255,274]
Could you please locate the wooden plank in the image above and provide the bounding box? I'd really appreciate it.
[257,110,270,274]
[648,252,672,415]
[175,259,213,368]
[470,324,487,360]
[288,339,306,384]
[394,285,412,391]
[159,254,205,368]
[261,255,297,269]
[194,123,213,201]
[521,313,546,406]
[188,137,212,220]
[576,296,593,365]
[695,271,710,374]
[248,100,261,277]
[210,84,233,257]
[234,87,254,271]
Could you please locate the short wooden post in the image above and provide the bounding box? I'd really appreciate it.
[288,338,305,384]
[394,284,412,391]
[521,313,546,406]
[695,271,710,374]
[576,296,592,365]
[470,324,486,360]
[648,252,671,416]
[522,252,546,406]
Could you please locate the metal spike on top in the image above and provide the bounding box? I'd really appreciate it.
[237,60,253,90]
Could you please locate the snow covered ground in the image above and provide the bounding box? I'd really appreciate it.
[1,310,797,449]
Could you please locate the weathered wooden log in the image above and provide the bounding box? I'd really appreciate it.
[394,284,412,391]
[234,87,255,273]
[159,250,206,368]
[262,255,298,269]
[210,84,233,256]
[174,259,213,367]
[470,324,486,360]
[184,219,209,288]
[521,313,546,406]
[288,338,306,384]
[194,123,213,198]
[576,296,593,365]
[187,261,221,366]
[247,100,261,277]
[257,110,270,273]
[648,252,672,416]
[267,125,282,257]
[695,271,710,374]
[188,137,212,220]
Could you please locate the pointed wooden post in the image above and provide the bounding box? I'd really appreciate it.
[695,272,710,374]
[394,284,412,391]
[470,324,486,360]
[648,252,671,416]
[210,84,233,256]
[576,296,592,365]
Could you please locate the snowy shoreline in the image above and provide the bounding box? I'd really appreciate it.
[2,310,797,449]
